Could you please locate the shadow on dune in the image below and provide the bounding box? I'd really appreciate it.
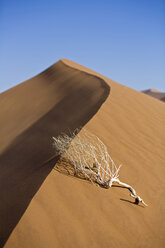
[120,199,144,208]
[54,157,98,185]
[0,63,110,247]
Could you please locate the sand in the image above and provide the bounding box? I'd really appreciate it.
[0,59,165,248]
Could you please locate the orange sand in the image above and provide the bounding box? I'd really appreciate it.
[0,59,165,248]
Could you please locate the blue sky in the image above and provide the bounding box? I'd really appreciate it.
[0,0,164,93]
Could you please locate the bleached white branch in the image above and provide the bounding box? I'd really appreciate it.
[53,129,147,206]
[109,178,148,206]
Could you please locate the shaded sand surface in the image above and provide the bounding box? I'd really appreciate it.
[1,59,165,248]
[0,60,109,247]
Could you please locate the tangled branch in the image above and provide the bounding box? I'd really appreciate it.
[53,129,147,206]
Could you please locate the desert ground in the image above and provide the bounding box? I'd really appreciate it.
[0,59,165,248]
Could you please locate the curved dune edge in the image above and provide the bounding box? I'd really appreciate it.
[2,59,165,248]
[0,59,110,247]
[0,59,110,154]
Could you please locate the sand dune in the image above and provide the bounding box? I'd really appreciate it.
[142,89,165,102]
[0,60,109,247]
[1,59,165,248]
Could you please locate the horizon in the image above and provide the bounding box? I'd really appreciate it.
[0,0,165,93]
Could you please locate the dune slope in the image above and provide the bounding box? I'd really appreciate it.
[0,60,109,247]
[1,59,165,248]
